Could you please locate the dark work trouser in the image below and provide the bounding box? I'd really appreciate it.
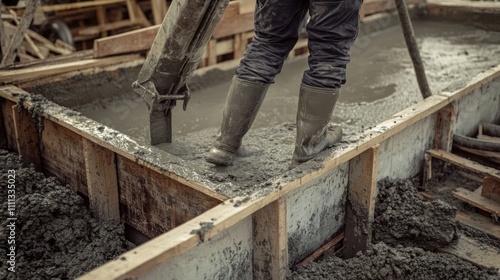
[235,0,362,89]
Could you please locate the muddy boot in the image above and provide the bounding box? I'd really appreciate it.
[293,84,342,163]
[205,76,269,166]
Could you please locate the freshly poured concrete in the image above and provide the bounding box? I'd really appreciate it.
[68,20,500,198]
[77,20,500,142]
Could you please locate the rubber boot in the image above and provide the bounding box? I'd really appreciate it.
[293,84,342,163]
[205,76,269,166]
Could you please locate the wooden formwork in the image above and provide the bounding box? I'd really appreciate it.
[0,84,227,238]
[1,63,498,279]
[70,64,497,279]
[1,1,500,279]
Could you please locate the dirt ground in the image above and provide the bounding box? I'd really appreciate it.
[290,178,499,280]
[0,149,133,280]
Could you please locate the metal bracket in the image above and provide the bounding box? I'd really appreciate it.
[132,80,191,112]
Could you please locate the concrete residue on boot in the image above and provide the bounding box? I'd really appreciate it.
[373,178,459,251]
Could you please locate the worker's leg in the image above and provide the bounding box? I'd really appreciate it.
[206,0,308,166]
[293,0,362,163]
[236,0,309,84]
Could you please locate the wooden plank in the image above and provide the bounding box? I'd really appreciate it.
[478,134,500,143]
[83,138,120,222]
[92,1,250,58]
[207,39,217,66]
[96,6,107,38]
[213,11,254,39]
[295,232,345,269]
[78,20,141,36]
[441,235,500,272]
[12,65,500,279]
[117,155,221,238]
[454,145,500,164]
[253,197,288,280]
[363,0,424,16]
[93,25,160,58]
[1,0,40,66]
[37,0,126,13]
[130,0,151,28]
[12,105,42,171]
[453,187,500,217]
[41,118,88,194]
[1,100,17,151]
[0,54,141,83]
[456,211,500,240]
[151,0,167,25]
[344,145,379,258]
[125,0,137,23]
[0,6,7,56]
[23,26,72,55]
[233,33,243,59]
[422,152,432,188]
[482,176,500,203]
[427,149,500,181]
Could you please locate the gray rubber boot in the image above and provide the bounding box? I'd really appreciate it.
[205,76,269,166]
[293,84,342,163]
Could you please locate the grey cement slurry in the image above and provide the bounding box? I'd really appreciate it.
[76,20,500,140]
[72,20,500,197]
[289,242,498,280]
[290,178,499,280]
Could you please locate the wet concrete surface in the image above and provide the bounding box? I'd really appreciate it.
[69,20,500,197]
[76,20,500,141]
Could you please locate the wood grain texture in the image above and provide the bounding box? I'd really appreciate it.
[344,145,380,258]
[12,105,42,171]
[117,155,221,238]
[253,198,288,280]
[83,138,120,221]
[41,118,88,194]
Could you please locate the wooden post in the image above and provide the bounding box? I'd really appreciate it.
[344,145,379,258]
[151,0,168,25]
[11,105,42,171]
[0,3,8,57]
[83,138,120,222]
[253,197,288,280]
[125,0,137,23]
[207,39,217,66]
[96,6,107,38]
[482,176,500,203]
[1,0,40,66]
[433,102,456,152]
[233,33,243,59]
[422,152,432,189]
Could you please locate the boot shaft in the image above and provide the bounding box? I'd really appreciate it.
[215,76,269,153]
[294,84,341,162]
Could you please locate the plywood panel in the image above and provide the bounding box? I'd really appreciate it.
[40,118,87,194]
[117,155,221,238]
[12,106,42,171]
